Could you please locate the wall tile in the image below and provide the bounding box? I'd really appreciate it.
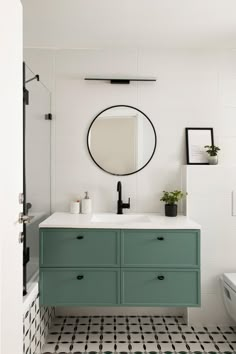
[185,166,236,325]
[23,292,55,354]
[25,48,236,214]
[51,49,224,213]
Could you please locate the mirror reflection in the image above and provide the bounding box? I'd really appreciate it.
[87,105,157,176]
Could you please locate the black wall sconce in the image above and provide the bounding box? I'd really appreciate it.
[84,77,156,84]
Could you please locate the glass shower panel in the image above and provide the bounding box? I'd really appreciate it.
[25,64,51,284]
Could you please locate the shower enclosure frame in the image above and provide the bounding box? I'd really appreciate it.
[23,61,28,295]
[22,61,52,295]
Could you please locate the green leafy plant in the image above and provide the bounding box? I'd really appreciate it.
[204,145,220,156]
[160,190,187,205]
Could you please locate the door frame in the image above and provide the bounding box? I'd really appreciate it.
[0,0,23,353]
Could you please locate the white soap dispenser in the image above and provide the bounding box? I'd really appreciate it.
[81,191,92,214]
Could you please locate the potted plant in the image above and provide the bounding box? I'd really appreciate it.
[160,190,187,217]
[204,145,220,165]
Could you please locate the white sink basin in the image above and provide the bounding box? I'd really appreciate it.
[91,214,150,224]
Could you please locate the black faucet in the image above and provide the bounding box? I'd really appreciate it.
[117,181,130,214]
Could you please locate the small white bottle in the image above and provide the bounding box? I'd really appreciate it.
[81,192,92,214]
[70,200,80,214]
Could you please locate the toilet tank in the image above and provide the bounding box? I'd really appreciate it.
[221,274,236,323]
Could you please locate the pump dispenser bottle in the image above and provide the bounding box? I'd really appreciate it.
[81,191,92,214]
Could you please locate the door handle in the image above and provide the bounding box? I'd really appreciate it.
[18,232,24,243]
[18,212,34,224]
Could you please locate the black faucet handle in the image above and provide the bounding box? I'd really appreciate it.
[123,198,131,209]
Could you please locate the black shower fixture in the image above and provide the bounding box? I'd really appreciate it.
[25,74,40,84]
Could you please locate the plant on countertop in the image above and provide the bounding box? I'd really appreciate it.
[204,145,220,156]
[160,190,187,217]
[160,190,187,205]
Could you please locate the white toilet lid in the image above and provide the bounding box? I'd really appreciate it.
[223,273,236,292]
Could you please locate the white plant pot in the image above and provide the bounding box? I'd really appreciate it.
[208,155,218,165]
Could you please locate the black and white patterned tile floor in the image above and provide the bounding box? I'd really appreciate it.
[41,315,236,354]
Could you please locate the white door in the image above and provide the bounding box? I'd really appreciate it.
[0,1,23,354]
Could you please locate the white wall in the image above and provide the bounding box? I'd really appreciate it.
[24,48,236,214]
[183,166,236,325]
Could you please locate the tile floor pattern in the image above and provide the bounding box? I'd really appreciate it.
[41,315,236,354]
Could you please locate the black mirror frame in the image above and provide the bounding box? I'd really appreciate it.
[87,104,157,176]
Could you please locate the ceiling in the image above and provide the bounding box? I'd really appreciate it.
[22,0,236,49]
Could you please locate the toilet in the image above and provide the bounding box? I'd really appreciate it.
[221,273,236,323]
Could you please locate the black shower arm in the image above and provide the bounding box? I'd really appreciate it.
[25,74,40,84]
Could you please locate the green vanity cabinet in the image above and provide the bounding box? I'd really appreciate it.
[40,268,120,306]
[121,268,200,306]
[40,228,120,267]
[121,230,200,267]
[39,228,200,307]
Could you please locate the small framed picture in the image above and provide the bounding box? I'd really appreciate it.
[185,127,214,165]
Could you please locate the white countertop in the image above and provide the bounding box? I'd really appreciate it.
[39,212,201,229]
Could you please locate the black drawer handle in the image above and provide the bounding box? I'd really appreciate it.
[77,275,84,280]
[76,236,84,240]
[157,237,164,241]
[157,275,165,280]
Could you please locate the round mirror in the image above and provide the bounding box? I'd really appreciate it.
[87,105,157,176]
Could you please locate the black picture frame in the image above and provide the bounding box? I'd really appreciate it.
[185,127,214,165]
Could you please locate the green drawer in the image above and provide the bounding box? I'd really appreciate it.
[121,268,200,306]
[40,268,120,306]
[40,228,120,267]
[121,230,200,267]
